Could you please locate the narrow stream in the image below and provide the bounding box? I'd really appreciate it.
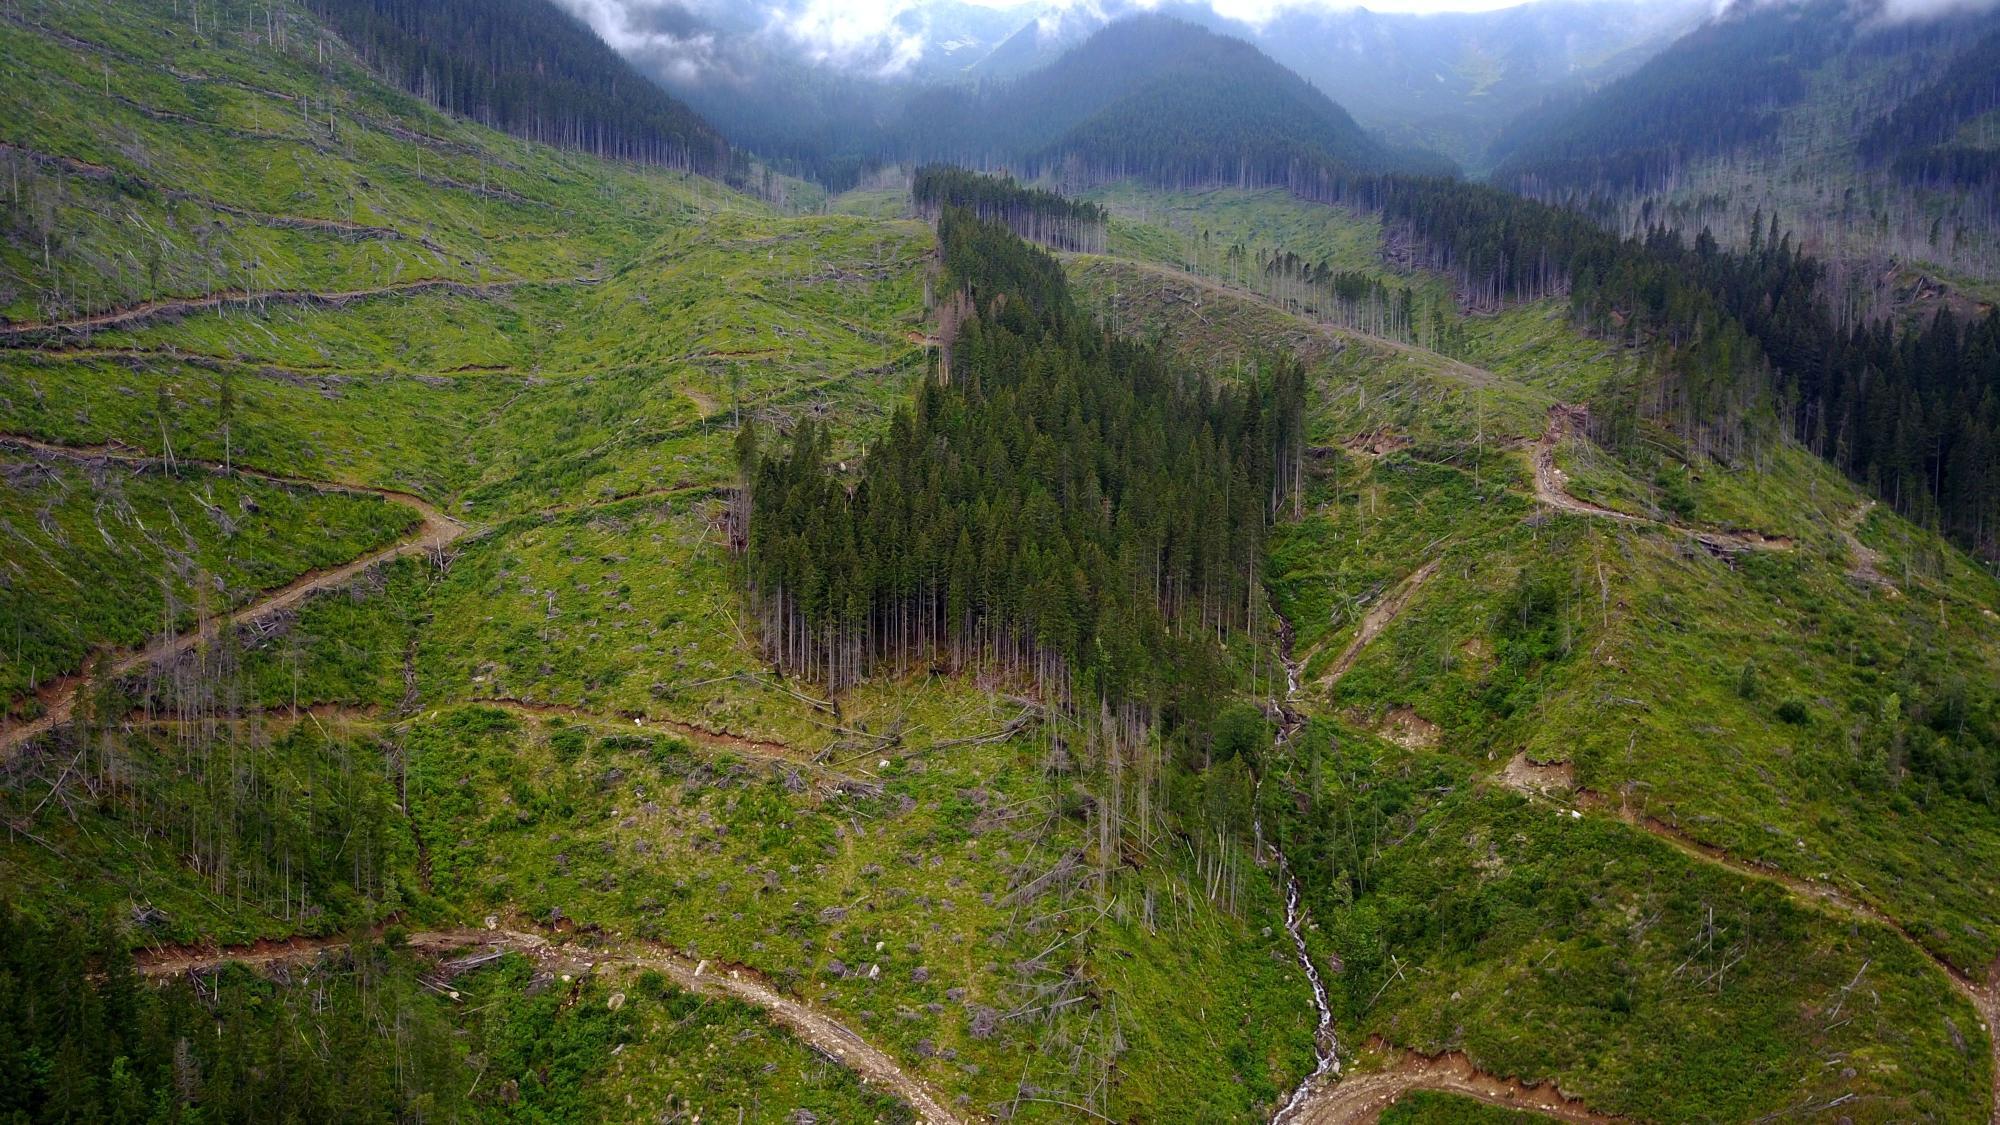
[1265,615,1341,1124]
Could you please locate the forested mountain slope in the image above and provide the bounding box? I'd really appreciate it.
[633,14,1438,192]
[1490,0,2000,302]
[1489,0,1852,195]
[1858,20,2000,197]
[898,16,1425,179]
[1249,0,1707,172]
[301,0,729,174]
[675,0,1702,175]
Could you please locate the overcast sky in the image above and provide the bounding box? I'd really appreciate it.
[561,0,1997,81]
[561,0,1619,80]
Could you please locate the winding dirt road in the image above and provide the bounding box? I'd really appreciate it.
[0,436,464,758]
[138,927,965,1125]
[1305,405,1792,696]
[1596,794,2000,1124]
[1533,407,1792,556]
[1290,1046,1617,1123]
[470,697,875,793]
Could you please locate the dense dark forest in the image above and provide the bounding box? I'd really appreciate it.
[912,165,1108,253]
[905,134,2000,557]
[1859,24,2000,196]
[0,908,460,1122]
[737,207,1306,711]
[1487,0,1843,197]
[1654,226,2000,555]
[305,0,729,174]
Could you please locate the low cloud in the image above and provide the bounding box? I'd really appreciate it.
[556,0,723,82]
[770,1,929,75]
[557,0,965,82]
[561,0,1999,88]
[1713,0,2000,20]
[1876,0,2000,18]
[559,0,1641,85]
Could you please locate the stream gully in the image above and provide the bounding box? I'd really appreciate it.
[1265,621,1341,1123]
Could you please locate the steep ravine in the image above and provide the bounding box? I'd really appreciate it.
[1264,612,1344,1120]
[1264,613,1341,1123]
[1265,607,1618,1123]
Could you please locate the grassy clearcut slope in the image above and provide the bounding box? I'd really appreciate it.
[0,4,1321,1123]
[5,1,1997,1120]
[1066,183,2000,1121]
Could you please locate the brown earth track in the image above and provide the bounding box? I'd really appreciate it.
[1318,560,1440,689]
[0,279,537,341]
[1839,500,1900,594]
[117,701,383,727]
[1290,1042,1618,1123]
[0,436,464,758]
[1532,407,1792,556]
[7,344,546,384]
[103,695,866,796]
[188,197,450,252]
[136,928,965,1124]
[464,697,875,793]
[7,343,342,372]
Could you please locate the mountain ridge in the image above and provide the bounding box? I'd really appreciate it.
[306,0,730,174]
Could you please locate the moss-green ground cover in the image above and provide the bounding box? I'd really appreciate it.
[4,7,1999,1120]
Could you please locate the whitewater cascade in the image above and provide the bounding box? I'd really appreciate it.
[1265,617,1340,1124]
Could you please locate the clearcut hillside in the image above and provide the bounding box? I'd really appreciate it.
[0,3,1319,1122]
[1063,182,2000,1122]
[2,3,1999,1124]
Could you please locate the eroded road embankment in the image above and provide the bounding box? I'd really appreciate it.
[137,928,965,1125]
[0,436,463,758]
[1289,1043,1617,1124]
